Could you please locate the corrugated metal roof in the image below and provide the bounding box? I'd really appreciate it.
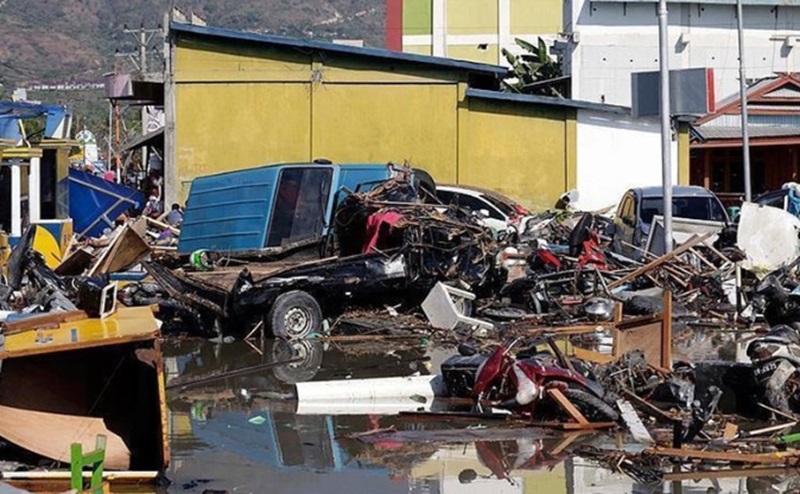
[465,88,631,114]
[714,77,778,109]
[749,104,800,111]
[764,87,800,98]
[703,114,800,127]
[693,126,800,140]
[170,22,508,77]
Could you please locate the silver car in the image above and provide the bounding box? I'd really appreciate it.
[611,185,729,259]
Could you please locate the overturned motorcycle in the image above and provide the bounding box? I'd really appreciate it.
[442,338,619,422]
[747,324,800,415]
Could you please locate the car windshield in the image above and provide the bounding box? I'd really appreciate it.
[640,196,727,224]
[481,194,517,216]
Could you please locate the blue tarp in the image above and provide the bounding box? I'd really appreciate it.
[67,168,144,238]
[0,101,69,141]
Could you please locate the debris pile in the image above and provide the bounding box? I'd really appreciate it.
[10,161,800,487]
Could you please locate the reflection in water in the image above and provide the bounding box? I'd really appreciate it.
[163,338,799,494]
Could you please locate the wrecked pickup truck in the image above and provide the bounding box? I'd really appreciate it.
[147,162,502,338]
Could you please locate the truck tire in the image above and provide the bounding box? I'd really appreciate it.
[272,339,324,384]
[268,290,323,339]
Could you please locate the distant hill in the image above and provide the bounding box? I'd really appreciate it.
[0,0,386,88]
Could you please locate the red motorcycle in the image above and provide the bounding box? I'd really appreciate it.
[472,338,618,422]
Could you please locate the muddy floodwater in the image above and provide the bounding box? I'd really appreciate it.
[162,338,791,494]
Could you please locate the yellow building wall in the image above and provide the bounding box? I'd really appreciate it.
[677,123,690,185]
[172,39,577,210]
[447,0,498,35]
[510,0,562,35]
[447,44,499,65]
[459,98,574,211]
[312,84,458,182]
[174,83,312,201]
[175,38,311,83]
[404,44,432,56]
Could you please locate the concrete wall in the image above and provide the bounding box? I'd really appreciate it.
[575,109,681,210]
[460,96,575,210]
[566,0,800,106]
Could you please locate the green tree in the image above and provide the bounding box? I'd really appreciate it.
[502,37,567,98]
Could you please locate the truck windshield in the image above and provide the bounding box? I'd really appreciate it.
[266,167,333,247]
[640,196,727,224]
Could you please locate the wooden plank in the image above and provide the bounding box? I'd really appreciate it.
[645,447,796,464]
[607,233,713,289]
[723,423,739,440]
[145,216,180,236]
[528,421,616,430]
[571,347,614,364]
[547,388,589,425]
[663,467,796,482]
[617,399,655,445]
[616,314,662,329]
[615,321,663,367]
[94,225,151,275]
[54,247,96,276]
[758,402,800,422]
[621,389,679,424]
[0,405,130,470]
[613,302,623,323]
[3,310,90,334]
[661,290,673,370]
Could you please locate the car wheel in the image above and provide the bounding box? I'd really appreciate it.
[268,290,323,339]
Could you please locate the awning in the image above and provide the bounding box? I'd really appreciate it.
[123,128,163,152]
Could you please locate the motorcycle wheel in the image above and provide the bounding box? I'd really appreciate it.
[560,387,619,422]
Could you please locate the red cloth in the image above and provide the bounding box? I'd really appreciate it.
[363,211,404,253]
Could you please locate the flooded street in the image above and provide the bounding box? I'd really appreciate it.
[161,338,790,494]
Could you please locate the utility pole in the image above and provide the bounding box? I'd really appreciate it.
[658,0,673,252]
[114,24,161,184]
[736,0,752,202]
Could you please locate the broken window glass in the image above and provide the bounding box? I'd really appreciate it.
[266,167,333,247]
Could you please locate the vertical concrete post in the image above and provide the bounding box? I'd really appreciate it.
[29,156,40,222]
[10,161,22,237]
[498,0,510,65]
[432,0,447,57]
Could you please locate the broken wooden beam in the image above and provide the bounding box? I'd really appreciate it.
[662,467,797,481]
[607,233,714,290]
[3,310,90,335]
[645,447,799,464]
[547,388,589,425]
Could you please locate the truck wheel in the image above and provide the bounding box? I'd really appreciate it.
[268,290,322,339]
[272,339,324,384]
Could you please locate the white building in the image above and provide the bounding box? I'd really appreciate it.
[564,0,800,107]
[576,108,679,210]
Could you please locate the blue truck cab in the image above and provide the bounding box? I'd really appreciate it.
[178,161,398,254]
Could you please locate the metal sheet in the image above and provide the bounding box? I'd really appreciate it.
[67,168,145,238]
